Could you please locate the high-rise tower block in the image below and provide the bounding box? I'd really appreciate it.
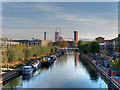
[44,32,47,40]
[74,31,78,43]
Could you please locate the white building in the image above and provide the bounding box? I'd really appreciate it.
[0,41,19,50]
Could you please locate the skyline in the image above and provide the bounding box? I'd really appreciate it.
[2,2,118,41]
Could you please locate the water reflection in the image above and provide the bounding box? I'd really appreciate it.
[79,54,99,82]
[74,52,79,68]
[2,77,23,89]
[22,75,32,81]
[1,52,110,88]
[22,69,41,81]
[55,54,67,66]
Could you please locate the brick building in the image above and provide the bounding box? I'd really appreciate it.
[74,31,78,43]
[95,34,120,58]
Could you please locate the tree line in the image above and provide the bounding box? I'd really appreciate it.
[78,40,100,54]
[78,40,120,70]
[56,40,100,54]
[2,43,59,64]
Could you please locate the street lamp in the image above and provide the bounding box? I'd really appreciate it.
[104,42,107,66]
[113,40,115,60]
[100,42,106,66]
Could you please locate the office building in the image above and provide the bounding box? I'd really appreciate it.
[44,32,47,40]
[13,39,52,46]
[0,41,19,50]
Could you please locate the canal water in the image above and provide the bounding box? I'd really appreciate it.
[1,52,110,88]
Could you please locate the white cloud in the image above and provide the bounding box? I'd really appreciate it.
[3,2,117,23]
[2,2,118,40]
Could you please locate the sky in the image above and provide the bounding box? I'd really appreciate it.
[2,0,120,2]
[2,2,118,41]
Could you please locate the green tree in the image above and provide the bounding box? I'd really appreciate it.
[48,41,53,46]
[112,61,120,70]
[17,46,25,60]
[24,48,33,58]
[2,53,8,63]
[31,46,38,57]
[57,41,68,48]
[78,40,89,53]
[78,40,83,51]
[2,44,60,64]
[81,43,89,53]
[1,37,8,41]
[7,48,18,63]
[90,41,100,54]
[71,41,78,48]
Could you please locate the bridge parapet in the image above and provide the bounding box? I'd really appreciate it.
[59,48,79,50]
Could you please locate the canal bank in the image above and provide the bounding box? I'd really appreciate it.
[81,53,120,89]
[0,68,21,87]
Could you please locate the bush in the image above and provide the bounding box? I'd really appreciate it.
[2,69,10,72]
[112,61,120,70]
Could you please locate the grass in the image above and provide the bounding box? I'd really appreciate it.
[2,70,10,72]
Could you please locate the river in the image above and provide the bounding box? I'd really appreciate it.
[1,51,111,88]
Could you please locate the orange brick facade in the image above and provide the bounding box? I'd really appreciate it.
[74,31,78,43]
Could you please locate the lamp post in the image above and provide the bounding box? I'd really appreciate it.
[95,43,96,60]
[113,40,115,60]
[100,42,106,66]
[104,42,107,66]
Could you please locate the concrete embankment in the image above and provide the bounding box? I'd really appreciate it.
[0,69,21,86]
[81,53,120,89]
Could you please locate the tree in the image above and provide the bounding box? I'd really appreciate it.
[2,53,8,63]
[81,43,89,53]
[78,40,100,54]
[24,48,33,58]
[90,41,100,54]
[57,41,68,48]
[78,40,83,49]
[17,46,25,60]
[54,46,59,52]
[1,37,8,41]
[71,41,78,48]
[48,41,53,46]
[112,61,120,70]
[2,43,60,65]
[78,40,89,53]
[7,48,18,63]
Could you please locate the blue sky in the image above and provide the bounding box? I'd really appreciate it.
[2,2,118,41]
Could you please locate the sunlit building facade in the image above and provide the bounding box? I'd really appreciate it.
[74,31,78,43]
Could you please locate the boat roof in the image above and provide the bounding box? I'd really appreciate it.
[23,65,32,67]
